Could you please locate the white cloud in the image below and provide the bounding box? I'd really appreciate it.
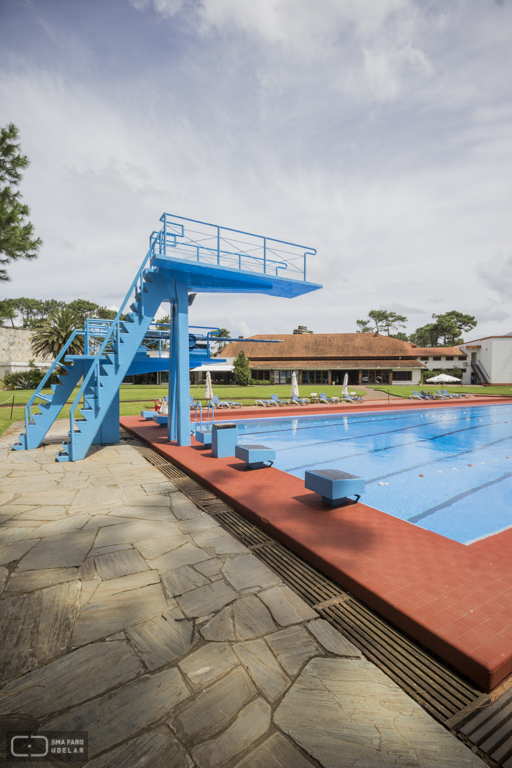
[1,0,511,343]
[129,0,183,16]
[475,254,512,300]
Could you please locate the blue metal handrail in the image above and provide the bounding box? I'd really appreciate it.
[150,213,315,281]
[206,401,215,423]
[193,401,202,428]
[23,329,84,433]
[67,246,154,457]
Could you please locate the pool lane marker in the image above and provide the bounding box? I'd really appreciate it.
[407,473,512,524]
[250,408,512,464]
[284,421,512,477]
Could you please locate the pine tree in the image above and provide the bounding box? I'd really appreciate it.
[0,123,42,281]
[233,350,251,386]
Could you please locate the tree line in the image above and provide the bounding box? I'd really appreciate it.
[356,309,477,347]
[0,297,118,328]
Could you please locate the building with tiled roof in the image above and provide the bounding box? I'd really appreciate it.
[217,332,466,387]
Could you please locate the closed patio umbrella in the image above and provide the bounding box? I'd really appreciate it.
[342,373,349,398]
[291,371,299,398]
[205,370,213,399]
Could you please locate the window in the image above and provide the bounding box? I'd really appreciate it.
[421,357,429,361]
[459,355,467,361]
[302,371,328,384]
[274,370,292,384]
[393,371,412,381]
[445,356,454,361]
[433,356,442,361]
[251,370,270,380]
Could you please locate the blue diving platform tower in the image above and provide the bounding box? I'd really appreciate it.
[12,213,321,462]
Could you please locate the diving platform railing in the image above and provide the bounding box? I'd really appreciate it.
[85,320,221,359]
[151,213,316,282]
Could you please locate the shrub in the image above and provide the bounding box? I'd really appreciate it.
[1,363,58,390]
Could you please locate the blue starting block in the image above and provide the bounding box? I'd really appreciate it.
[305,469,365,507]
[141,410,158,420]
[195,427,213,446]
[235,444,275,470]
[152,414,168,426]
[212,423,238,458]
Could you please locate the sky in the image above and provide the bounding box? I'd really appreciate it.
[0,0,511,341]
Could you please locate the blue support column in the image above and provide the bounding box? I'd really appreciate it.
[92,390,120,445]
[168,278,191,445]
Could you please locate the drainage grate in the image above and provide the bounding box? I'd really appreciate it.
[320,599,478,723]
[457,688,512,767]
[256,541,347,608]
[144,453,188,479]
[207,507,274,548]
[173,476,218,500]
[139,445,504,758]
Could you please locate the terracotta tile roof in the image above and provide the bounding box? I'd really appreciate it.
[220,333,433,362]
[250,359,424,370]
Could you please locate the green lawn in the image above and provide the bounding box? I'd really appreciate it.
[370,384,512,399]
[0,383,365,436]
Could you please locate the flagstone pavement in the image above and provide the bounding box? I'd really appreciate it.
[0,422,485,767]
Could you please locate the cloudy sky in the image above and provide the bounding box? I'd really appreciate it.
[1,0,511,340]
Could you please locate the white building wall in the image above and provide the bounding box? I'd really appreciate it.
[417,356,465,372]
[0,327,51,380]
[490,339,512,383]
[459,337,512,384]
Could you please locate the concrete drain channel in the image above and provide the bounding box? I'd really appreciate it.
[140,446,512,767]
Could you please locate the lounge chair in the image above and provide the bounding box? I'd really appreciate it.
[420,391,436,400]
[435,390,450,399]
[271,394,290,406]
[190,395,200,408]
[210,395,232,409]
[255,399,277,407]
[343,394,363,404]
[412,391,429,400]
[441,390,459,398]
[291,394,309,406]
[319,393,339,403]
[442,389,466,398]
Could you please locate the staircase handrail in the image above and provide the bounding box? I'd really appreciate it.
[473,359,490,384]
[66,246,153,457]
[23,329,84,434]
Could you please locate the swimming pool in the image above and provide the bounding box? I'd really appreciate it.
[236,404,512,545]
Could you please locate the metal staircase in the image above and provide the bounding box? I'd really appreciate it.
[12,212,321,462]
[13,249,165,461]
[472,359,491,385]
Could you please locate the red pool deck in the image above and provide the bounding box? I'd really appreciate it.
[121,395,512,692]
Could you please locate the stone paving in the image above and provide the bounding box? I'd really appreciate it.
[0,423,485,767]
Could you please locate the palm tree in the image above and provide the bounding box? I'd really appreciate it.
[31,308,84,359]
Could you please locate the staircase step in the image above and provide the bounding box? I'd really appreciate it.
[56,446,71,463]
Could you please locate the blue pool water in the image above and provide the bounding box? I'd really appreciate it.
[235,404,512,545]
